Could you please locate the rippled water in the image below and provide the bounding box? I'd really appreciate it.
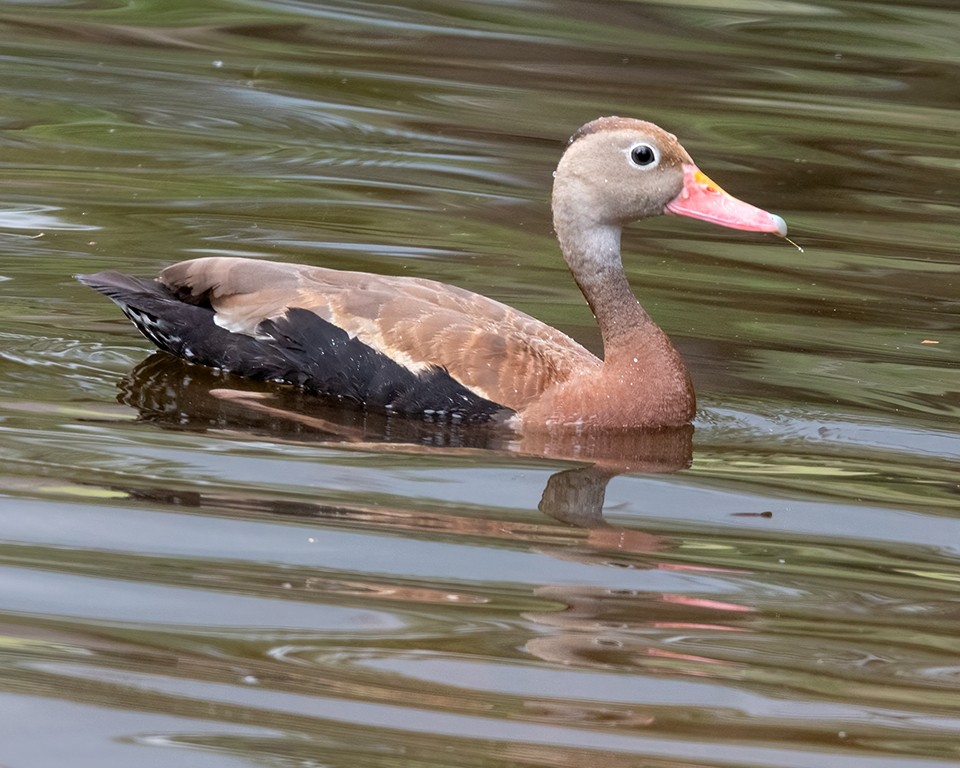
[1,1,959,766]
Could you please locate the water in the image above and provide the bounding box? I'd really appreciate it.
[1,1,959,766]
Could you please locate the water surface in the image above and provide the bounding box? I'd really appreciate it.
[1,1,959,766]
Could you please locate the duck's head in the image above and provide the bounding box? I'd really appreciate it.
[553,116,786,237]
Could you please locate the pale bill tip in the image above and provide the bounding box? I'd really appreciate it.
[771,214,788,237]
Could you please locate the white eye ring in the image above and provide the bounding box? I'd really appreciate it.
[628,143,659,169]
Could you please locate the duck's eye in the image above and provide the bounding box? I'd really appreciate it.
[630,144,658,167]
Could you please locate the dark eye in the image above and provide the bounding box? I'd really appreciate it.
[630,144,657,167]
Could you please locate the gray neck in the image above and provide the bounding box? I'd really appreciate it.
[554,216,653,357]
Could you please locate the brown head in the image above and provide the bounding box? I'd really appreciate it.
[552,116,787,235]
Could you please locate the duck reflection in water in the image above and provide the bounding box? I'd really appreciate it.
[114,354,755,674]
[117,351,693,529]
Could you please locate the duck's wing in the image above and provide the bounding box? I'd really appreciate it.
[160,256,600,412]
[78,268,505,422]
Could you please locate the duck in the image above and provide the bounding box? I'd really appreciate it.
[79,116,786,430]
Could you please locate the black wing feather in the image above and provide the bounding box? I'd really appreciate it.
[77,270,508,423]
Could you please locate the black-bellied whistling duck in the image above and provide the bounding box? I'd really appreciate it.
[79,116,786,430]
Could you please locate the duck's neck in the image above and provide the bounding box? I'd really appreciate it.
[555,218,655,359]
[552,215,695,426]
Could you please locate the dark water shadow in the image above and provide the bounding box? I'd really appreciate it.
[112,353,693,530]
